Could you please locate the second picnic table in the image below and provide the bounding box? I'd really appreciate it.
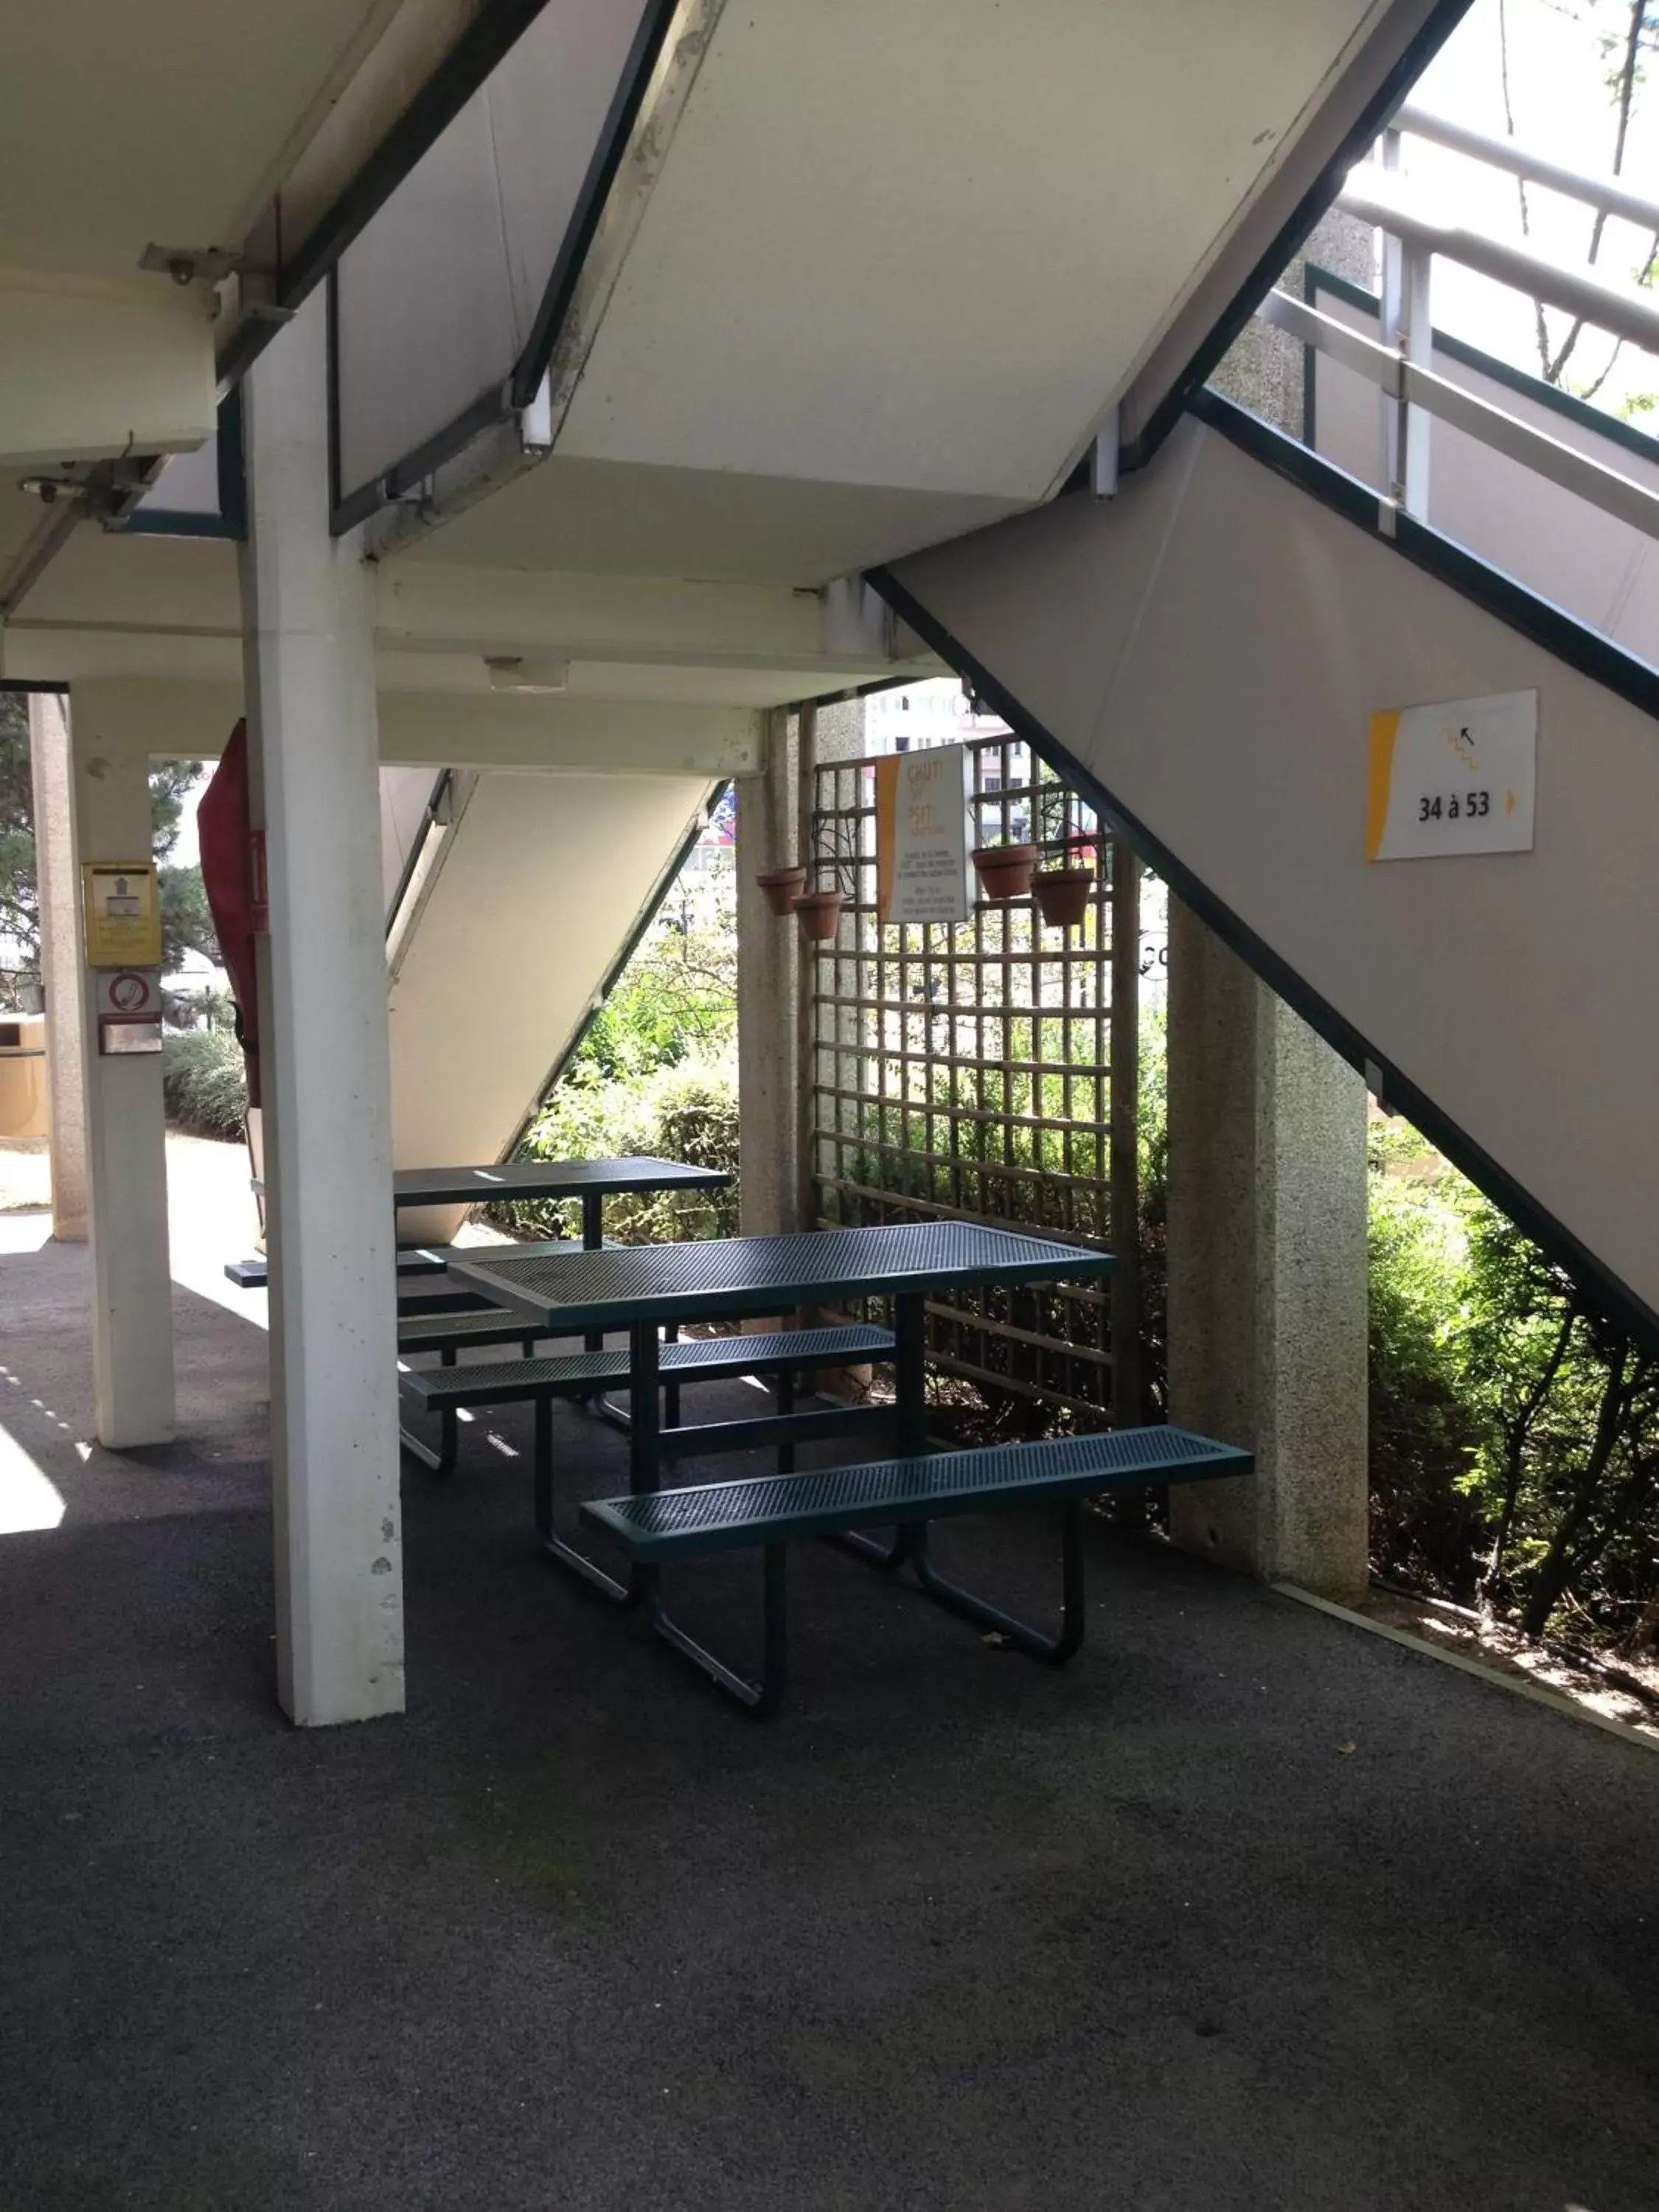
[393,1154,729,1252]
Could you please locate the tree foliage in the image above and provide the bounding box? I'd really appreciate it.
[575,866,737,1080]
[1499,0,1659,398]
[1368,1119,1659,1649]
[159,864,218,973]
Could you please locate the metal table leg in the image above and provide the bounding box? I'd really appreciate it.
[535,1307,656,1609]
[833,1289,925,1572]
[399,1341,459,1475]
[581,1190,605,1363]
[908,1496,1088,1662]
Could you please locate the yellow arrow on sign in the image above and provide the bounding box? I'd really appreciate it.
[1506,790,1517,815]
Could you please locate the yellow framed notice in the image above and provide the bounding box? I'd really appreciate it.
[81,861,161,968]
[875,745,972,922]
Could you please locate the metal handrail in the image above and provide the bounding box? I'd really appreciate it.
[1257,286,1659,540]
[1338,163,1659,357]
[1395,104,1659,235]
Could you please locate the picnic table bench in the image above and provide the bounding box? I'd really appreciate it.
[445,1222,1251,1715]
[585,1426,1254,1712]
[399,1321,894,1486]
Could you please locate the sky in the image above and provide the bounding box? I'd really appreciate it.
[1388,0,1659,411]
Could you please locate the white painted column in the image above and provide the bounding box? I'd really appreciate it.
[67,697,175,1444]
[240,294,404,1726]
[27,689,88,1241]
[1164,901,1370,1603]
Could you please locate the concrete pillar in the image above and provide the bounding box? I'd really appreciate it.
[240,293,404,1727]
[1180,209,1374,1603]
[68,697,175,1445]
[27,690,88,1240]
[735,708,799,1237]
[1165,901,1369,1602]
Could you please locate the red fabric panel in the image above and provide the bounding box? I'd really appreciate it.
[196,720,261,1108]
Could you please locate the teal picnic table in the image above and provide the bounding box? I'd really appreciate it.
[227,1155,729,1301]
[448,1220,1250,1718]
[448,1218,1114,1604]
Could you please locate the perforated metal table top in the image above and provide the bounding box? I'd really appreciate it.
[450,1221,1113,1332]
[392,1155,729,1207]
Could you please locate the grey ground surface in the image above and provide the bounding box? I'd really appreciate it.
[1,1225,1656,2212]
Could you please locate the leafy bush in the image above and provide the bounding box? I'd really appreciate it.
[1364,1118,1659,1649]
[494,1055,740,1245]
[161,1029,248,1141]
[1366,1123,1486,1596]
[579,867,736,1080]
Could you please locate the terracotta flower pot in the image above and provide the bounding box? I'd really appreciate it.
[756,866,807,917]
[1033,867,1096,928]
[794,888,846,940]
[972,843,1038,901]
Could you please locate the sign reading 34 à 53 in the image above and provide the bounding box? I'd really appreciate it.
[875,744,973,922]
[1367,689,1537,862]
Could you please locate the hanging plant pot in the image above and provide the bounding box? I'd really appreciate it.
[755,866,807,917]
[794,888,846,940]
[1033,867,1096,928]
[972,843,1038,901]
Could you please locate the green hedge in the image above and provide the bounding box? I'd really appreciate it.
[161,1029,248,1141]
[493,1056,739,1245]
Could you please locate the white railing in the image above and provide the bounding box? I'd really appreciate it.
[1248,109,1659,545]
[1256,286,1659,540]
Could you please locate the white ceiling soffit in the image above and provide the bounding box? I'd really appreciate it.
[335,0,660,501]
[1,3,594,548]
[397,453,1025,586]
[0,1,575,463]
[404,0,1459,582]
[555,0,1455,498]
[0,0,406,281]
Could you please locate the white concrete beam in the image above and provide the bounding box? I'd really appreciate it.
[7,535,925,695]
[56,677,764,776]
[0,269,217,465]
[375,561,905,675]
[376,691,762,773]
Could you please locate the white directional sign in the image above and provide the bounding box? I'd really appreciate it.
[1367,689,1537,862]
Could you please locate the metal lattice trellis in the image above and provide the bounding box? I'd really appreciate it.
[804,731,1138,1431]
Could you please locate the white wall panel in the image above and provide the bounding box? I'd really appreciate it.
[555,0,1387,500]
[387,768,707,1237]
[892,418,1659,1321]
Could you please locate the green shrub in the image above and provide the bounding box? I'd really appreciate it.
[1366,1122,1486,1596]
[161,1028,248,1141]
[1363,1118,1659,1647]
[493,1054,740,1245]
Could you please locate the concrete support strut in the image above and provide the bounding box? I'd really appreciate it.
[240,294,405,1727]
[1165,902,1370,1604]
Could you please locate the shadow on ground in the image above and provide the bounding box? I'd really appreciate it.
[1,1237,1655,2211]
